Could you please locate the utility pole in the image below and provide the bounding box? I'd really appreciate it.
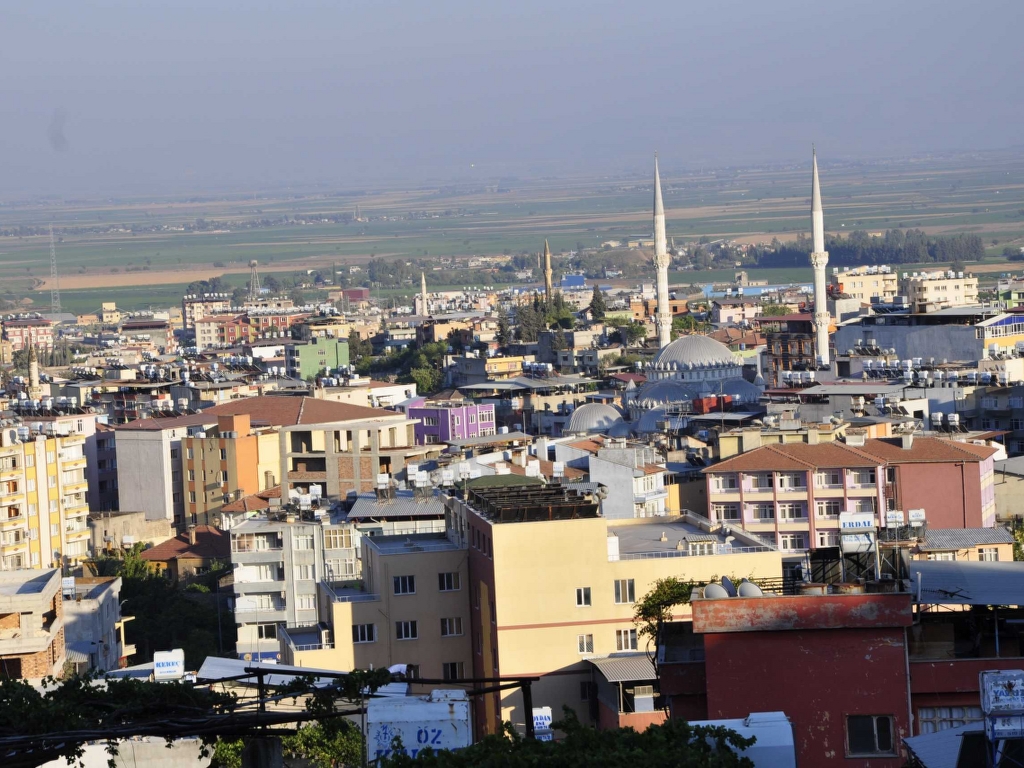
[49,224,62,317]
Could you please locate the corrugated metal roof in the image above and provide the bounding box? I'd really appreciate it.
[588,653,656,683]
[903,722,983,768]
[66,641,91,664]
[908,560,1024,606]
[346,490,446,520]
[918,527,1015,551]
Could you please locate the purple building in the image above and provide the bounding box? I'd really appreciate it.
[409,393,496,445]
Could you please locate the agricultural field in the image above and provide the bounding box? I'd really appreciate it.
[3,148,1024,312]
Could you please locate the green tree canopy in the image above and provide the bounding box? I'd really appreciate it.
[588,285,607,321]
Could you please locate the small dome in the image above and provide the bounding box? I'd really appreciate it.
[565,403,624,435]
[635,379,698,408]
[652,335,737,368]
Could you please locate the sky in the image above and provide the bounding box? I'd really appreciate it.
[2,0,1023,196]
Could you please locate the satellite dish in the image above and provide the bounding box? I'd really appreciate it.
[737,580,765,598]
[703,583,729,599]
[721,576,737,597]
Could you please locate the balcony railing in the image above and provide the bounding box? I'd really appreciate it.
[618,545,776,561]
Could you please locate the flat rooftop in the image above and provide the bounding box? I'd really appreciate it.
[346,489,445,520]
[462,485,599,524]
[610,517,772,557]
[364,532,462,556]
[0,569,57,597]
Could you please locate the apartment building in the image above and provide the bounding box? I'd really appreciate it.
[0,424,91,570]
[408,396,496,446]
[0,569,66,680]
[277,404,429,504]
[233,490,447,661]
[195,314,251,349]
[830,265,898,302]
[450,355,525,387]
[181,414,280,527]
[703,435,998,562]
[182,293,233,330]
[279,531,471,682]
[2,316,54,351]
[284,336,349,379]
[446,486,781,737]
[901,270,979,313]
[62,576,132,672]
[575,443,669,519]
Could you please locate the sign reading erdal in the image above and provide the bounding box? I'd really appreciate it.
[839,511,875,530]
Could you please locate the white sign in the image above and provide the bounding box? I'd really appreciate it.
[981,670,1024,713]
[908,509,926,522]
[841,533,875,554]
[377,473,390,489]
[61,577,76,597]
[153,649,185,680]
[532,707,553,733]
[839,511,876,530]
[885,511,905,528]
[552,462,565,478]
[367,691,472,761]
[441,470,454,486]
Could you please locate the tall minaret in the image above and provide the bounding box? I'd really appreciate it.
[420,272,429,316]
[27,346,43,401]
[543,240,553,303]
[653,153,671,348]
[810,147,830,367]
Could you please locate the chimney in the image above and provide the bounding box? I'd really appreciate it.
[264,470,275,489]
[187,525,197,546]
[659,531,668,542]
[901,433,915,450]
[807,427,820,445]
[675,540,685,551]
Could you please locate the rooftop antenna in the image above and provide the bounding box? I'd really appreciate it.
[49,224,61,318]
[248,260,261,301]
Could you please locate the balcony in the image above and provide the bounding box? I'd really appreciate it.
[0,515,26,530]
[281,625,334,653]
[0,464,21,480]
[633,489,669,505]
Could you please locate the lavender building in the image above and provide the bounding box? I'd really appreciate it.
[409,393,496,445]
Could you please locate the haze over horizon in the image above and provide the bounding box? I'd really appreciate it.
[2,0,1023,198]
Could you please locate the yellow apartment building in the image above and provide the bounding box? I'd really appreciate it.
[285,483,782,737]
[279,532,471,681]
[181,413,280,527]
[0,425,91,570]
[830,265,898,302]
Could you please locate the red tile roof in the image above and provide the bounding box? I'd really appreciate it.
[221,486,282,514]
[707,442,881,473]
[117,396,398,431]
[856,436,998,464]
[139,525,229,562]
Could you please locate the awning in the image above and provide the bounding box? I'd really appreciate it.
[588,653,656,684]
[66,641,93,665]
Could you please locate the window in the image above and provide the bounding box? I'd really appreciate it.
[779,533,807,551]
[325,558,356,578]
[778,502,804,520]
[777,472,806,489]
[576,587,591,607]
[396,621,418,640]
[187,448,194,460]
[851,469,876,486]
[978,547,999,562]
[423,417,439,426]
[256,623,277,640]
[468,413,476,424]
[220,449,227,461]
[438,572,461,591]
[442,662,464,681]
[404,664,420,678]
[324,528,352,550]
[296,595,316,611]
[50,523,59,536]
[928,552,955,561]
[614,579,635,604]
[916,706,983,735]
[816,469,842,487]
[577,634,594,654]
[714,503,739,522]
[440,617,463,637]
[847,715,895,756]
[1013,419,1024,431]
[689,542,715,556]
[816,500,841,518]
[352,624,376,643]
[294,565,314,581]
[294,534,314,551]
[394,575,416,595]
[48,475,57,488]
[712,474,738,491]
[188,491,197,504]
[615,629,638,651]
[749,473,773,490]
[817,530,840,548]
[754,503,774,521]
[187,470,195,482]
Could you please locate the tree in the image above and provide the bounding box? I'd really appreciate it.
[620,321,648,347]
[588,285,607,321]
[348,330,373,362]
[760,304,790,317]
[408,366,443,395]
[551,327,568,352]
[380,707,754,767]
[495,304,513,347]
[633,577,702,682]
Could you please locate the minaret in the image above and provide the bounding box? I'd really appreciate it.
[810,148,830,367]
[27,346,43,401]
[653,153,671,348]
[420,272,429,316]
[543,240,553,303]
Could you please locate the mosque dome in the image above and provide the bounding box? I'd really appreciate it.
[565,403,625,435]
[634,380,698,408]
[653,335,737,368]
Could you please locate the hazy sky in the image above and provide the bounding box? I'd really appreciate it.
[2,0,1023,196]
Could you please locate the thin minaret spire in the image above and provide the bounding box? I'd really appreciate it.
[809,146,830,368]
[653,153,671,348]
[420,272,428,317]
[543,239,553,303]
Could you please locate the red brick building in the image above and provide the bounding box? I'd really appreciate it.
[3,316,54,352]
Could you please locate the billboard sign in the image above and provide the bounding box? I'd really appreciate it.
[153,649,185,680]
[981,669,1024,713]
[367,690,471,761]
[839,511,876,530]
[885,511,905,528]
[908,509,926,527]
